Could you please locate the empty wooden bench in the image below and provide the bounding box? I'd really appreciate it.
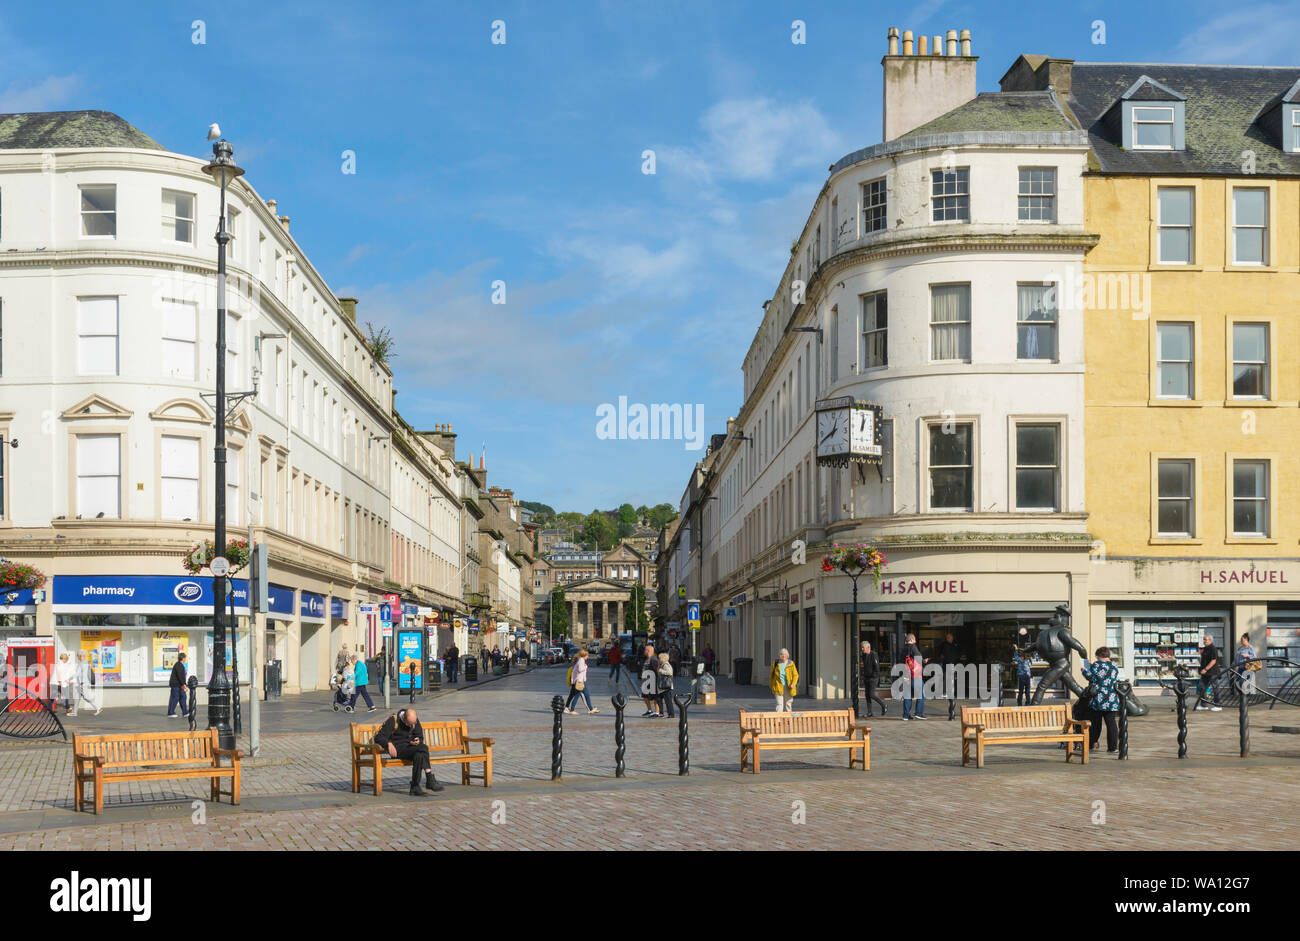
[72,729,242,814]
[350,719,494,794]
[960,704,1088,768]
[739,709,870,773]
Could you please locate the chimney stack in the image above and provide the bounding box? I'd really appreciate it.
[266,199,276,214]
[337,297,358,323]
[881,26,978,141]
[279,215,290,232]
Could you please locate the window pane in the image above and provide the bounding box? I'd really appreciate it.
[1158,188,1192,225]
[78,476,120,518]
[1233,502,1260,535]
[78,336,118,374]
[1234,228,1264,264]
[1157,323,1191,361]
[162,339,195,379]
[161,301,197,340]
[1158,501,1189,535]
[1159,363,1190,397]
[931,285,970,322]
[1016,425,1058,465]
[1135,123,1172,147]
[1233,323,1267,362]
[1233,461,1265,499]
[930,469,971,509]
[1017,468,1057,509]
[78,435,120,472]
[161,436,200,477]
[77,297,118,334]
[1233,365,1265,397]
[1158,228,1191,264]
[1157,461,1190,498]
[1233,189,1267,226]
[161,479,199,521]
[930,425,971,465]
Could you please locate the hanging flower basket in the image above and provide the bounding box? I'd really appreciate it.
[821,543,887,589]
[181,538,250,576]
[0,561,46,591]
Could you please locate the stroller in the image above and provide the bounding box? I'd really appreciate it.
[330,671,355,712]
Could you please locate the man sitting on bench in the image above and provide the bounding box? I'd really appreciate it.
[374,707,445,796]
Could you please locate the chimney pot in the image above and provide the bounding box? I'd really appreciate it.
[933,36,942,55]
[902,30,913,55]
[887,26,899,55]
[946,29,958,56]
[960,29,971,56]
[918,34,928,55]
[279,215,290,231]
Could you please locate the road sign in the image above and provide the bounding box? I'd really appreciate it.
[381,621,393,638]
[723,606,739,621]
[379,604,392,621]
[686,599,701,632]
[210,556,230,577]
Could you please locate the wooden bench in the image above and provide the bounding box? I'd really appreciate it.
[350,719,494,794]
[738,709,870,773]
[960,704,1088,768]
[72,729,242,814]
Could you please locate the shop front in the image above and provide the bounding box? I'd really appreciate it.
[50,574,251,708]
[299,591,327,692]
[0,586,40,642]
[1087,559,1300,690]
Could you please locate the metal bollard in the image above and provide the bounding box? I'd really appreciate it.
[1116,680,1131,760]
[1175,669,1191,758]
[1239,669,1251,758]
[550,695,565,780]
[187,676,199,732]
[674,694,692,775]
[612,693,627,778]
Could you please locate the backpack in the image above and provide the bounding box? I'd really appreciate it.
[566,666,573,686]
[906,656,921,679]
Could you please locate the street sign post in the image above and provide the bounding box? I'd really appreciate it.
[686,598,701,657]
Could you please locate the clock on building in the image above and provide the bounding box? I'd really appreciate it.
[815,397,884,467]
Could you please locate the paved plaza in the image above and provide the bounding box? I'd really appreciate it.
[2,665,1297,850]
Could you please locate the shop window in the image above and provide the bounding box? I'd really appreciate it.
[928,423,973,511]
[1156,459,1194,537]
[1232,460,1269,537]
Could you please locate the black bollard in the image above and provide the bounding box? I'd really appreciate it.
[1116,680,1131,760]
[550,695,565,780]
[1239,667,1251,759]
[674,694,692,775]
[1173,666,1189,759]
[187,675,199,732]
[612,693,627,778]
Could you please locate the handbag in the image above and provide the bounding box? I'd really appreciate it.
[1245,660,1263,672]
[575,681,585,691]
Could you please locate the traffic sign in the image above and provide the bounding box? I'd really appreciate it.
[379,604,392,621]
[686,599,701,632]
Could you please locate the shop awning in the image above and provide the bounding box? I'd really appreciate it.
[823,600,1063,615]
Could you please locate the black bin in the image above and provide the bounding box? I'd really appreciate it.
[734,657,753,686]
[463,655,478,682]
[264,659,283,699]
[428,660,443,692]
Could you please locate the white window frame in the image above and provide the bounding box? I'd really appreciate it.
[1132,106,1175,150]
[161,189,196,245]
[79,184,117,238]
[1231,459,1269,538]
[861,178,887,234]
[925,420,975,513]
[160,434,201,522]
[931,168,970,222]
[1231,322,1269,401]
[1156,458,1195,538]
[1012,422,1061,512]
[1157,187,1195,265]
[929,283,971,363]
[1231,187,1269,266]
[76,434,122,520]
[1016,283,1058,361]
[76,296,119,376]
[1017,167,1056,222]
[1155,322,1194,400]
[160,299,198,380]
[859,291,886,371]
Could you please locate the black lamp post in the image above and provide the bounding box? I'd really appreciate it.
[201,132,244,751]
[844,562,866,719]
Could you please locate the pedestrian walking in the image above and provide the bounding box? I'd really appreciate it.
[51,653,74,714]
[71,650,101,716]
[445,643,460,683]
[564,649,598,714]
[373,707,443,796]
[1081,647,1121,753]
[657,652,676,717]
[166,652,188,718]
[1233,633,1257,673]
[1196,634,1223,711]
[335,643,350,676]
[860,641,887,716]
[900,634,926,720]
[769,648,798,712]
[1014,647,1033,706]
[639,644,661,717]
[607,642,623,682]
[668,644,681,675]
[702,643,716,675]
[349,653,376,711]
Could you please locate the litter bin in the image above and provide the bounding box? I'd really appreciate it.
[264,659,283,699]
[734,657,753,686]
[463,655,478,682]
[428,659,443,692]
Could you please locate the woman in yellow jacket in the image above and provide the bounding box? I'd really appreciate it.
[769,648,799,712]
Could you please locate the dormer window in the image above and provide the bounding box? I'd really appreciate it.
[1292,108,1300,152]
[1132,107,1175,149]
[1116,75,1186,152]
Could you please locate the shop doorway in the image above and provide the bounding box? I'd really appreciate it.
[6,638,54,708]
[803,609,816,696]
[300,623,321,691]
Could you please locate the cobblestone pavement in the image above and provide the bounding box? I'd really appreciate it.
[3,665,1297,849]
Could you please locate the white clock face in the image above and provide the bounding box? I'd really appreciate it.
[817,409,850,455]
[850,407,880,456]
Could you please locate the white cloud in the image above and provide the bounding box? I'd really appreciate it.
[1171,5,1300,64]
[0,74,80,112]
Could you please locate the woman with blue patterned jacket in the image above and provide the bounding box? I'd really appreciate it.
[1081,647,1121,753]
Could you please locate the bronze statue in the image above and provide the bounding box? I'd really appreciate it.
[1031,605,1147,717]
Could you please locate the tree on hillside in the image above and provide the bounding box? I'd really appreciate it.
[582,511,618,551]
[635,504,649,522]
[646,503,679,530]
[616,503,637,539]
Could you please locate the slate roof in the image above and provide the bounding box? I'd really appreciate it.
[0,110,165,151]
[1067,64,1300,176]
[901,91,1074,138]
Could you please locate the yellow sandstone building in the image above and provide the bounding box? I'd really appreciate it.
[1000,58,1300,684]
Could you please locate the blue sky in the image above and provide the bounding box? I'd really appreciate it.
[4,0,1296,512]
